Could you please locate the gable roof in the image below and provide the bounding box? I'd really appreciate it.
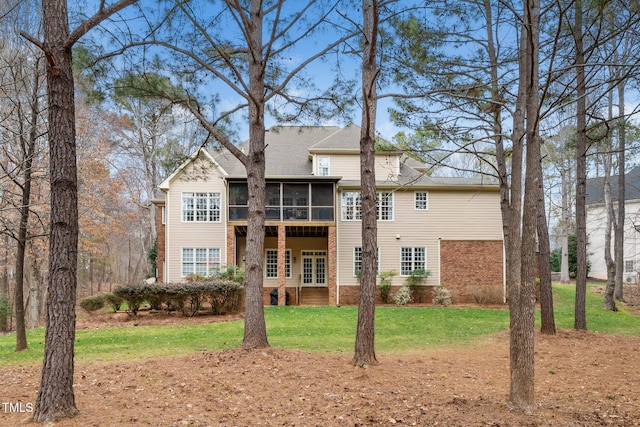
[158,148,226,191]
[161,124,498,191]
[586,166,640,205]
[212,125,343,177]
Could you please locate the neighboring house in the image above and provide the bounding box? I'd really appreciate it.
[586,166,640,283]
[153,124,505,305]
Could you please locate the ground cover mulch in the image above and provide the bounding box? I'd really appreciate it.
[2,286,640,426]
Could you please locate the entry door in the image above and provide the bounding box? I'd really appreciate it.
[302,250,327,286]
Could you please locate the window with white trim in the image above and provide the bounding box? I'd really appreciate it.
[265,249,292,278]
[182,193,221,222]
[318,156,330,176]
[415,192,429,210]
[182,248,221,277]
[353,246,380,276]
[377,192,393,220]
[342,191,393,221]
[625,260,635,273]
[400,247,426,276]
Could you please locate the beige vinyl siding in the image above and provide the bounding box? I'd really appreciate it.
[165,160,227,282]
[337,188,502,287]
[321,153,401,181]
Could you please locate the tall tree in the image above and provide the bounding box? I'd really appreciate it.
[353,0,379,368]
[572,0,588,331]
[107,0,355,348]
[21,0,138,420]
[508,0,539,410]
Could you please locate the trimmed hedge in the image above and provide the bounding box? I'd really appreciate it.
[113,280,244,316]
[79,295,106,313]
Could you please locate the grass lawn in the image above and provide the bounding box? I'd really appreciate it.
[0,283,637,366]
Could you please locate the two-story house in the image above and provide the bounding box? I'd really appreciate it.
[153,124,505,305]
[586,166,640,283]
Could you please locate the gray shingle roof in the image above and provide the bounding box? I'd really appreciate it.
[586,166,640,205]
[207,124,497,190]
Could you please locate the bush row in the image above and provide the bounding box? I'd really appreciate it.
[79,293,124,313]
[112,281,244,316]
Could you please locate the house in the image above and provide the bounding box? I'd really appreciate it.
[153,124,505,305]
[586,166,640,283]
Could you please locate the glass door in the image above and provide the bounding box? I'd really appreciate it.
[301,250,327,286]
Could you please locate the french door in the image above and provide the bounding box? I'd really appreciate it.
[301,250,327,286]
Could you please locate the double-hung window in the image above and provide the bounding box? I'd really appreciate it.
[182,248,221,277]
[182,193,221,222]
[400,247,426,276]
[265,249,291,278]
[318,156,330,176]
[342,191,393,221]
[414,192,429,210]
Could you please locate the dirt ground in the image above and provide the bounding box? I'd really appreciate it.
[2,287,640,426]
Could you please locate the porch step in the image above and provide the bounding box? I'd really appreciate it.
[299,287,329,306]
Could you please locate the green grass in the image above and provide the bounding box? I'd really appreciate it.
[0,283,637,366]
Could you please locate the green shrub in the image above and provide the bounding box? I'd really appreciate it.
[393,285,413,306]
[113,285,146,315]
[432,286,452,306]
[103,293,124,311]
[0,296,11,329]
[79,295,106,313]
[404,269,431,303]
[203,281,244,314]
[378,270,397,304]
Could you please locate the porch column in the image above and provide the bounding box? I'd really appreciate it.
[226,225,235,266]
[328,225,337,305]
[277,224,287,306]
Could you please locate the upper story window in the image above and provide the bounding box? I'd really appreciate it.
[318,156,330,176]
[415,191,429,210]
[342,191,393,221]
[182,193,221,222]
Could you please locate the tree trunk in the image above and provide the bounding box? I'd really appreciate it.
[560,165,570,284]
[509,0,538,410]
[0,235,9,333]
[353,0,379,368]
[484,0,509,281]
[537,176,555,334]
[241,0,268,349]
[614,79,625,302]
[32,0,80,420]
[603,88,617,311]
[573,0,588,331]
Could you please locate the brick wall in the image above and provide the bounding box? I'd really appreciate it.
[440,240,504,303]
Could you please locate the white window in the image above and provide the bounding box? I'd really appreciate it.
[400,247,426,276]
[342,191,362,220]
[182,248,221,277]
[415,192,429,210]
[182,193,221,222]
[625,260,636,273]
[377,192,393,220]
[342,191,393,221]
[353,246,380,276]
[265,249,291,279]
[318,156,330,176]
[161,206,166,224]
